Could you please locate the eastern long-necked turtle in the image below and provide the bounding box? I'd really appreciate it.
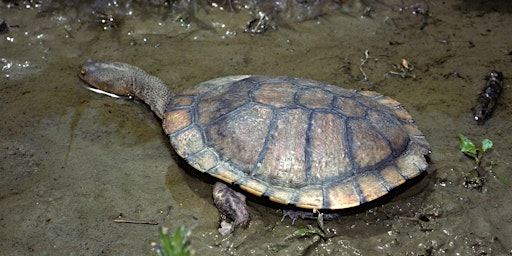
[78,61,430,235]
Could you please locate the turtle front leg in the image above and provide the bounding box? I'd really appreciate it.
[212,182,250,236]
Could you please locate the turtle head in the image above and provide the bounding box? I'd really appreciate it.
[78,60,174,119]
[79,61,137,98]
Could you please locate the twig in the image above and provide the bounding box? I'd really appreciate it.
[359,49,370,81]
[114,219,159,225]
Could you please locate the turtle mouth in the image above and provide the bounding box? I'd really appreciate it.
[77,65,131,100]
[80,82,130,99]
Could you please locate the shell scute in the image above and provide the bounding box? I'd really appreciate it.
[308,112,351,183]
[297,87,334,109]
[252,82,296,108]
[207,104,273,174]
[366,110,409,154]
[195,79,254,127]
[348,119,392,168]
[332,97,366,117]
[255,108,309,188]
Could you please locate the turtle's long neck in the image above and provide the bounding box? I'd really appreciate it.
[79,61,174,119]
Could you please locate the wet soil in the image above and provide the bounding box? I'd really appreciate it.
[1,0,511,255]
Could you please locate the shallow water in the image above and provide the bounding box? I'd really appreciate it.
[1,0,511,255]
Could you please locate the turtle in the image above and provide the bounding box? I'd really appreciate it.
[78,61,431,235]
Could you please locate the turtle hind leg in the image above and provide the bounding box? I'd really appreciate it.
[212,182,250,236]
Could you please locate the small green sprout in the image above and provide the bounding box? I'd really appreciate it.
[459,135,512,188]
[152,226,193,256]
[496,175,511,187]
[64,24,74,38]
[175,13,190,27]
[458,134,493,168]
[292,227,325,237]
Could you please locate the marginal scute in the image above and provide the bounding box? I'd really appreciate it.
[267,187,295,205]
[358,90,380,97]
[325,181,360,209]
[415,136,431,151]
[380,165,406,189]
[190,148,218,171]
[209,164,240,184]
[357,174,389,203]
[163,108,192,134]
[171,126,204,158]
[395,144,428,179]
[180,82,211,96]
[403,122,424,137]
[292,187,324,209]
[393,107,413,120]
[238,179,268,197]
[171,96,194,107]
[376,95,401,108]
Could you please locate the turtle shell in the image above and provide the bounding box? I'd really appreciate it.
[162,76,430,210]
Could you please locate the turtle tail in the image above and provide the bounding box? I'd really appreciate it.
[78,61,174,119]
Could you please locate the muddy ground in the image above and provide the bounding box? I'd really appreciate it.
[1,0,511,255]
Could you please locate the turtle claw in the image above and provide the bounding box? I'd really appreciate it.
[281,209,339,225]
[218,220,235,236]
[282,210,316,225]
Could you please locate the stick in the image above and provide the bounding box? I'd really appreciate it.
[359,49,370,81]
[113,219,159,225]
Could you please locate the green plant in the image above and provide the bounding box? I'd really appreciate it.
[458,134,493,168]
[459,134,512,188]
[289,226,326,239]
[152,226,193,256]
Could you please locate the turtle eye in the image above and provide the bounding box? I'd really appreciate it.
[80,67,87,75]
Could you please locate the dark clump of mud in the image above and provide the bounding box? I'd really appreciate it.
[1,0,511,255]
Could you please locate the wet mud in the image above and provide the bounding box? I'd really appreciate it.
[1,0,511,255]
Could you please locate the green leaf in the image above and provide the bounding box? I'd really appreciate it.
[154,226,192,256]
[481,139,493,152]
[159,227,171,256]
[496,175,511,187]
[293,228,320,237]
[459,134,477,155]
